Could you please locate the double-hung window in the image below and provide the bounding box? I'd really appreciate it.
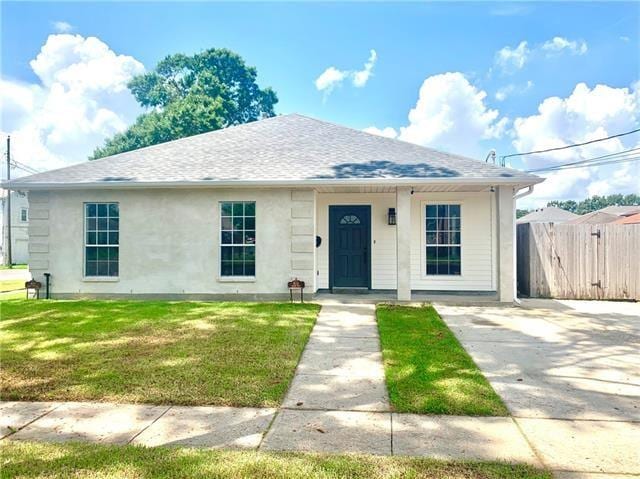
[220,201,255,276]
[425,204,461,275]
[20,208,28,222]
[85,203,119,277]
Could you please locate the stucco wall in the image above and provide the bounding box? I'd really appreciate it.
[37,188,313,298]
[316,191,497,292]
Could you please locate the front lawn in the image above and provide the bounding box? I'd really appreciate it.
[1,441,551,479]
[0,300,319,407]
[376,304,508,416]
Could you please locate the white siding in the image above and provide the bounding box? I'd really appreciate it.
[316,191,497,292]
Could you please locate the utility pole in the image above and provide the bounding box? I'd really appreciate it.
[5,136,12,268]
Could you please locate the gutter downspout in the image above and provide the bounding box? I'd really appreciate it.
[512,185,534,304]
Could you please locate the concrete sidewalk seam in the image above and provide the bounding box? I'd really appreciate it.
[126,405,172,445]
[0,402,62,440]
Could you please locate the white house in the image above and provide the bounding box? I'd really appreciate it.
[1,190,30,264]
[3,114,542,301]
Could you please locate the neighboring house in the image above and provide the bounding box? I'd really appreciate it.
[566,211,619,225]
[598,205,640,217]
[2,114,542,302]
[614,213,640,225]
[517,206,578,224]
[0,190,29,264]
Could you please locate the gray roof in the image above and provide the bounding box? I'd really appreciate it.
[517,206,579,224]
[566,211,619,225]
[6,114,541,189]
[598,205,640,217]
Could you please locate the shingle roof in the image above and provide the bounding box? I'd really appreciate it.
[598,205,640,217]
[566,211,619,225]
[517,206,578,224]
[6,114,541,188]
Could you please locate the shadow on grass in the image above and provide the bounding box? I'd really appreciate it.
[2,441,552,479]
[1,300,319,407]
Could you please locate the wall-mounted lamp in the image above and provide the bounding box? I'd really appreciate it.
[388,208,396,225]
[490,186,495,193]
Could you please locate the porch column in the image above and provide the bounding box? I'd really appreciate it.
[497,186,515,302]
[396,186,412,301]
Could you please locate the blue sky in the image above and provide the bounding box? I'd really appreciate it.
[1,1,639,206]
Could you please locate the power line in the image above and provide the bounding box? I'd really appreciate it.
[528,155,640,173]
[502,127,640,160]
[526,147,640,173]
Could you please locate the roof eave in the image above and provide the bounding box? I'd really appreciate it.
[2,176,543,191]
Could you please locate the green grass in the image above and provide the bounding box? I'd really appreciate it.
[376,304,508,416]
[0,441,551,479]
[0,300,319,407]
[0,263,28,270]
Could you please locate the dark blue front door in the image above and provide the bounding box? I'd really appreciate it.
[329,205,371,288]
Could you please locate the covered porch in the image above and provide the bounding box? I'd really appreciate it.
[303,182,518,303]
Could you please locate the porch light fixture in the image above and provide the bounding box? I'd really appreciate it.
[388,208,396,225]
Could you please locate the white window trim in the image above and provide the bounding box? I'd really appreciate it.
[420,200,464,279]
[217,200,257,281]
[83,202,120,280]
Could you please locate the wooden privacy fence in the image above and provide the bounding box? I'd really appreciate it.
[517,222,640,300]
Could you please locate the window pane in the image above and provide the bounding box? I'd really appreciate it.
[221,247,232,261]
[244,202,255,216]
[86,247,98,261]
[450,247,461,275]
[86,204,97,217]
[437,205,447,217]
[450,205,461,218]
[221,261,233,276]
[426,218,437,230]
[244,231,255,244]
[97,247,109,260]
[221,217,232,230]
[108,247,119,261]
[221,202,232,216]
[87,232,97,245]
[233,217,243,230]
[245,246,255,261]
[109,261,119,277]
[108,203,119,217]
[426,205,437,218]
[98,218,108,230]
[233,202,244,216]
[244,262,255,276]
[426,231,437,245]
[437,217,448,230]
[221,231,232,244]
[86,260,97,276]
[232,231,243,244]
[426,246,437,260]
[426,263,437,275]
[108,218,119,231]
[245,217,255,230]
[232,246,244,260]
[450,232,461,245]
[108,232,119,245]
[98,232,108,244]
[87,218,97,231]
[232,262,244,276]
[450,218,461,231]
[97,204,108,217]
[437,232,449,245]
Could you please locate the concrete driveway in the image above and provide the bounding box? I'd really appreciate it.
[437,299,640,476]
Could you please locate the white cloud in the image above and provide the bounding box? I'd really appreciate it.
[314,67,348,94]
[315,49,377,97]
[495,41,529,72]
[512,82,640,208]
[0,34,144,174]
[363,126,398,139]
[352,49,377,88]
[495,37,589,74]
[541,36,588,55]
[620,36,630,43]
[495,80,534,101]
[52,21,73,33]
[364,72,507,158]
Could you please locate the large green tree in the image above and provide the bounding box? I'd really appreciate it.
[548,194,640,214]
[91,49,278,159]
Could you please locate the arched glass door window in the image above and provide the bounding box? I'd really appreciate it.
[339,214,361,225]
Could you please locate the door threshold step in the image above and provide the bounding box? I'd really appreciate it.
[331,288,370,295]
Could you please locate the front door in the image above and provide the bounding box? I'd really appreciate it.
[329,205,371,288]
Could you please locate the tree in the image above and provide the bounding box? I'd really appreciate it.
[547,194,640,214]
[91,49,278,159]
